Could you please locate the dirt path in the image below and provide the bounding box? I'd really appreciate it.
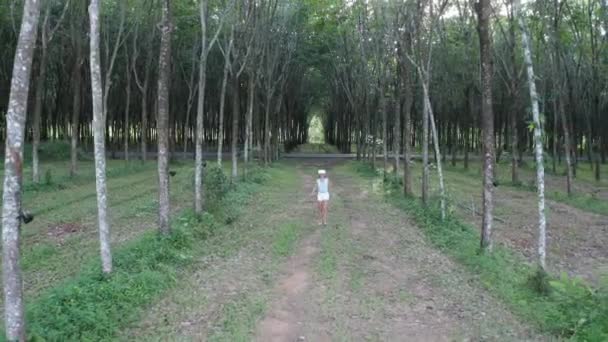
[254,163,543,341]
[120,161,542,341]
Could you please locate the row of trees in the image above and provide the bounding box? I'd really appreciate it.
[1,0,607,339]
[1,0,318,340]
[314,0,605,283]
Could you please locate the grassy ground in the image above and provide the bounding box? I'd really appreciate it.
[358,160,607,340]
[1,156,272,340]
[121,160,541,341]
[379,157,608,284]
[121,162,313,341]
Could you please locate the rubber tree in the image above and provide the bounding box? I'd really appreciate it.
[515,0,547,271]
[157,0,172,235]
[89,0,113,274]
[476,0,495,252]
[2,1,41,339]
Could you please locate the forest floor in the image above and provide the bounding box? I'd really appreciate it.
[0,160,195,316]
[404,160,608,284]
[3,157,604,340]
[121,160,542,341]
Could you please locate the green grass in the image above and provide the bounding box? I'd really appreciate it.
[445,160,608,216]
[351,161,608,342]
[8,166,273,341]
[208,294,266,342]
[272,222,302,258]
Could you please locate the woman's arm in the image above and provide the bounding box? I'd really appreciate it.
[310,181,317,196]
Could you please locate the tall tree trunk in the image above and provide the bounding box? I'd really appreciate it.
[217,27,234,166]
[477,0,495,252]
[124,53,131,162]
[381,73,388,176]
[195,0,209,214]
[244,72,255,176]
[264,93,271,165]
[421,85,430,205]
[423,84,447,220]
[231,75,239,179]
[517,0,547,271]
[32,44,47,184]
[70,39,83,177]
[217,58,230,166]
[140,86,148,162]
[393,78,401,174]
[157,0,172,235]
[89,0,112,274]
[558,95,573,195]
[2,1,40,339]
[403,62,413,195]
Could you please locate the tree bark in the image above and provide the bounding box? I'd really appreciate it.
[89,0,112,274]
[244,72,255,176]
[516,0,547,270]
[70,18,83,177]
[217,27,234,166]
[476,0,495,252]
[402,59,413,196]
[231,74,239,179]
[32,22,48,184]
[157,0,172,235]
[2,1,40,339]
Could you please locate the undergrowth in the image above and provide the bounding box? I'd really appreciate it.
[353,161,608,341]
[16,165,272,341]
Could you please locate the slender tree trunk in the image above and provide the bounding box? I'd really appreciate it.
[403,64,413,196]
[217,28,234,166]
[231,75,239,179]
[421,84,430,205]
[477,0,495,252]
[70,50,83,177]
[244,72,255,176]
[517,0,547,271]
[264,93,271,165]
[32,45,47,184]
[423,85,447,220]
[89,0,112,274]
[2,1,40,339]
[194,0,209,214]
[393,83,401,174]
[124,55,131,162]
[140,86,148,162]
[381,73,388,176]
[217,59,230,166]
[559,97,573,195]
[157,0,172,235]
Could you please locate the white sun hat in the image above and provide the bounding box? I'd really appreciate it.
[318,169,326,175]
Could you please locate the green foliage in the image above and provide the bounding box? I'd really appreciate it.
[205,165,231,205]
[44,169,53,186]
[353,161,608,341]
[23,141,73,162]
[18,166,273,341]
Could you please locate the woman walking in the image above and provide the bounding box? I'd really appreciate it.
[311,169,330,225]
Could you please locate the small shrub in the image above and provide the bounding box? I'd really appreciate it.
[44,169,53,185]
[205,165,230,204]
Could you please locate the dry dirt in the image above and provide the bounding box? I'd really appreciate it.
[254,162,542,341]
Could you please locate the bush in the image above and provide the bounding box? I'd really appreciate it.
[205,165,231,204]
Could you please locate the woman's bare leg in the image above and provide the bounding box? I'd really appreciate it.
[317,201,323,224]
[322,201,328,224]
